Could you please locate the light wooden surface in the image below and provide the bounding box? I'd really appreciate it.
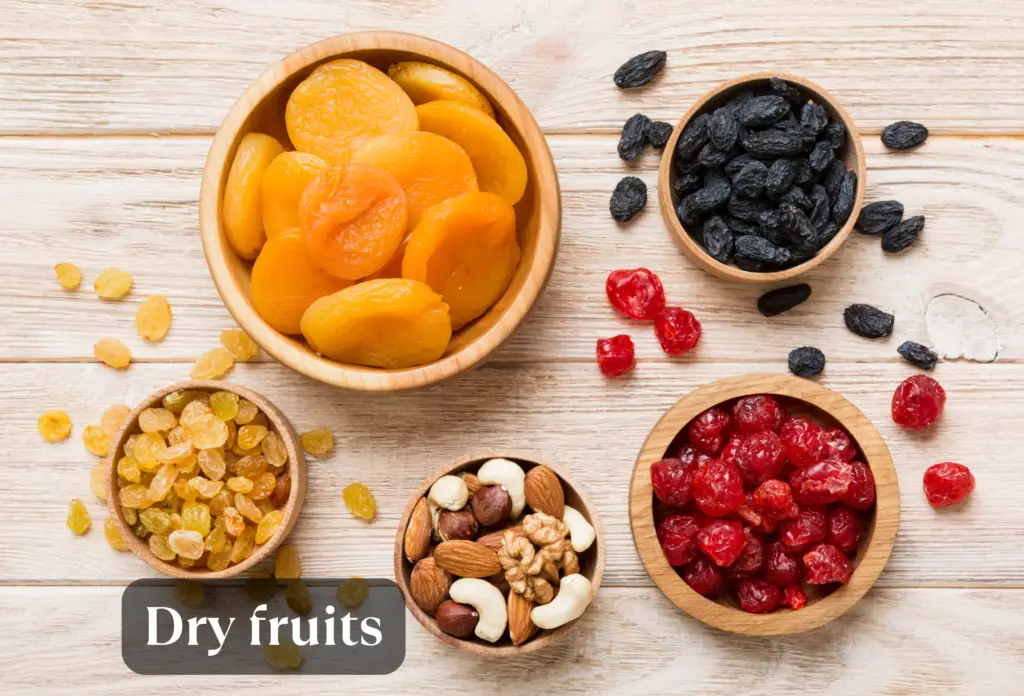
[2,1,1023,693]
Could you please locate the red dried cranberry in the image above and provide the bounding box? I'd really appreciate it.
[923,462,975,508]
[764,540,803,586]
[892,374,946,429]
[657,514,703,566]
[687,407,732,456]
[823,428,857,462]
[720,432,743,468]
[736,578,783,614]
[697,519,746,567]
[692,459,746,517]
[827,506,863,554]
[840,460,876,511]
[789,458,854,505]
[682,555,726,597]
[779,506,827,551]
[735,431,787,485]
[724,527,765,578]
[651,457,699,507]
[605,268,666,320]
[732,394,785,434]
[749,479,800,521]
[654,307,702,356]
[784,584,807,610]
[803,543,854,585]
[779,417,827,468]
[596,335,636,377]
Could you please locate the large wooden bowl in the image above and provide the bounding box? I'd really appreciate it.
[629,374,899,635]
[658,73,866,284]
[199,32,561,392]
[107,381,307,579]
[394,451,605,655]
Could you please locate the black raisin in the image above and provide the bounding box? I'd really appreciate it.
[897,341,938,370]
[882,215,924,253]
[725,216,759,236]
[614,50,667,89]
[787,212,819,256]
[844,304,894,339]
[793,157,817,186]
[769,77,803,106]
[757,283,811,316]
[698,141,732,169]
[809,185,831,232]
[819,222,839,246]
[735,234,791,267]
[809,141,835,171]
[741,127,805,158]
[856,200,904,235]
[735,256,764,272]
[881,120,929,150]
[702,215,733,263]
[822,123,846,150]
[765,159,797,198]
[676,195,698,227]
[675,157,704,176]
[610,176,647,222]
[823,159,847,197]
[728,193,769,223]
[618,113,651,160]
[800,102,829,137]
[691,173,731,212]
[673,173,703,199]
[831,170,857,226]
[756,208,788,245]
[648,121,674,150]
[737,95,791,127]
[733,160,769,198]
[775,120,817,149]
[675,113,710,161]
[709,107,739,151]
[788,347,826,378]
[725,154,756,179]
[779,186,812,211]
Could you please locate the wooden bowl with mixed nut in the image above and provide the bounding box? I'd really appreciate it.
[393,451,604,655]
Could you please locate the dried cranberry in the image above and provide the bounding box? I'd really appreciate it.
[654,307,702,356]
[682,556,726,597]
[605,268,666,320]
[779,417,827,468]
[784,584,807,610]
[736,578,783,614]
[764,540,803,586]
[779,506,827,551]
[892,374,946,429]
[840,460,876,511]
[687,407,732,456]
[735,501,775,533]
[725,527,765,578]
[803,543,853,584]
[732,394,785,434]
[735,431,787,484]
[657,514,703,566]
[923,462,975,508]
[692,459,746,517]
[749,479,800,521]
[697,519,746,567]
[789,458,854,505]
[596,335,636,377]
[650,457,699,507]
[827,506,863,553]
[823,428,857,462]
[720,432,743,468]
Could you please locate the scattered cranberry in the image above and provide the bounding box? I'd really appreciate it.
[764,540,803,586]
[605,268,666,320]
[735,431,787,485]
[654,307,702,356]
[657,514,703,566]
[749,479,800,522]
[687,407,732,456]
[779,417,826,468]
[720,432,743,468]
[732,394,785,434]
[692,459,746,517]
[697,519,746,567]
[736,578,783,614]
[725,527,765,578]
[779,506,827,551]
[823,428,857,462]
[923,462,975,508]
[596,335,636,377]
[789,458,854,505]
[803,543,853,585]
[892,374,946,429]
[783,585,807,610]
[827,506,863,554]
[651,457,699,507]
[840,460,876,511]
[682,555,726,597]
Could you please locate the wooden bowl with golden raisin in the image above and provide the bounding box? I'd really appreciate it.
[106,380,306,579]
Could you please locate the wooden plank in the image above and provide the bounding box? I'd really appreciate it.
[1,585,1021,694]
[1,135,1021,362]
[1,0,1023,134]
[3,361,1020,585]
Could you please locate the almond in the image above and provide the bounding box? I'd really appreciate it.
[477,525,522,553]
[461,471,482,496]
[508,592,537,645]
[404,497,431,563]
[524,465,565,518]
[433,539,501,578]
[409,556,450,614]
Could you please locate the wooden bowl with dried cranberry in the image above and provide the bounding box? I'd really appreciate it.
[628,374,898,635]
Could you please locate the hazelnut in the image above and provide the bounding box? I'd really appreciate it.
[409,557,450,615]
[435,600,479,638]
[437,509,478,542]
[471,485,512,527]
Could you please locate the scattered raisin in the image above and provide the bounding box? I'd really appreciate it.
[39,409,72,442]
[647,121,674,150]
[67,498,91,535]
[855,200,903,235]
[596,335,636,378]
[220,329,259,361]
[94,337,131,369]
[922,462,974,508]
[300,428,333,455]
[892,374,946,429]
[609,176,647,222]
[788,346,825,377]
[655,307,702,356]
[343,482,376,520]
[136,295,172,341]
[617,113,651,160]
[882,215,924,253]
[605,268,666,320]
[881,120,929,150]
[897,341,938,370]
[55,263,82,290]
[614,50,667,89]
[93,267,133,299]
[844,304,894,339]
[191,347,235,380]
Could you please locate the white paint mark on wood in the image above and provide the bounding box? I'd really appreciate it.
[925,293,999,362]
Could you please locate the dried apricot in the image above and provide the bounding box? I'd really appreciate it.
[299,164,408,280]
[352,131,477,229]
[260,151,326,239]
[402,192,520,330]
[94,267,133,299]
[388,61,495,117]
[219,329,259,361]
[55,263,82,290]
[251,233,351,335]
[222,132,285,260]
[94,337,131,369]
[67,498,91,535]
[416,100,527,205]
[38,409,72,442]
[301,279,451,368]
[343,482,376,520]
[191,347,235,380]
[136,295,172,341]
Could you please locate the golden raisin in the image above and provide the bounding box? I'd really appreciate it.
[82,424,111,457]
[342,482,376,521]
[120,483,153,509]
[140,507,172,535]
[235,399,259,425]
[205,524,228,554]
[101,404,131,438]
[94,337,131,369]
[262,432,288,468]
[190,347,235,380]
[255,509,283,544]
[234,493,263,523]
[181,501,212,537]
[209,391,240,421]
[221,507,246,537]
[132,432,166,467]
[237,424,268,450]
[220,329,259,361]
[186,414,229,450]
[198,448,227,480]
[300,428,333,456]
[188,476,224,499]
[209,489,233,517]
[149,533,176,561]
[226,476,254,494]
[90,461,108,501]
[135,295,172,341]
[250,471,277,501]
[104,517,129,551]
[263,635,304,670]
[230,526,256,563]
[168,529,205,560]
[231,454,269,478]
[148,462,177,502]
[180,400,213,429]
[55,263,82,290]
[38,410,72,442]
[274,544,301,579]
[336,577,369,609]
[139,407,177,433]
[67,498,91,535]
[117,455,141,484]
[175,580,205,606]
[94,267,133,299]
[270,473,292,508]
[162,390,193,414]
[284,579,313,615]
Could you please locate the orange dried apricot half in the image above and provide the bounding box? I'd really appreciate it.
[299,163,408,280]
[387,61,495,119]
[251,232,351,334]
[403,192,520,330]
[300,279,452,369]
[352,131,478,230]
[416,100,528,206]
[285,59,417,164]
[261,151,326,240]
[223,133,285,260]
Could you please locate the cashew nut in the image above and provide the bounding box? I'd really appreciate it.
[476,458,526,517]
[428,475,469,511]
[529,573,593,630]
[448,578,507,642]
[562,505,596,553]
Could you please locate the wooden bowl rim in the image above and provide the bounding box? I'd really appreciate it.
[393,450,606,655]
[198,31,561,392]
[628,374,900,636]
[657,72,867,284]
[106,380,307,579]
